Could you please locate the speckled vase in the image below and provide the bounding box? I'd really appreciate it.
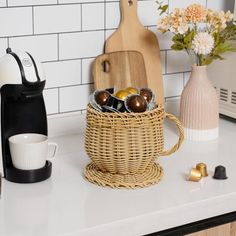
[180,65,219,141]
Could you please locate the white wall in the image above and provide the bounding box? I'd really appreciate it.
[0,0,234,116]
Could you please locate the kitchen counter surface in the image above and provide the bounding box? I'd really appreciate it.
[1,116,236,236]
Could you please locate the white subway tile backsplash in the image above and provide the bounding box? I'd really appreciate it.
[43,60,81,88]
[59,31,104,60]
[34,5,81,34]
[0,0,6,7]
[184,72,191,86]
[207,0,235,11]
[82,3,105,31]
[43,88,59,115]
[60,84,93,112]
[167,50,191,74]
[59,0,104,3]
[8,0,57,6]
[82,58,94,84]
[9,34,58,62]
[148,26,172,50]
[0,0,228,116]
[0,38,8,57]
[164,73,184,98]
[105,29,115,40]
[0,7,32,37]
[138,0,161,26]
[106,2,120,29]
[165,97,180,116]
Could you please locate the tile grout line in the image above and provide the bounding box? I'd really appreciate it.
[80,59,83,85]
[58,87,60,114]
[57,33,60,61]
[104,1,106,46]
[80,3,83,32]
[32,6,34,35]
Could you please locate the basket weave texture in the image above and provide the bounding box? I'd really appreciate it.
[84,105,184,188]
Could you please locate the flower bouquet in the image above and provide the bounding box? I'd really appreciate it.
[157,3,236,65]
[157,3,236,141]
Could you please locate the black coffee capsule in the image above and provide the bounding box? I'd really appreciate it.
[213,165,228,180]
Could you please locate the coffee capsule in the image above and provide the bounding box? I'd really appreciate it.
[139,88,154,104]
[125,87,139,95]
[104,94,127,112]
[114,90,130,101]
[106,88,114,94]
[94,90,111,106]
[213,165,228,180]
[188,168,202,182]
[196,163,208,177]
[89,93,103,111]
[125,94,147,113]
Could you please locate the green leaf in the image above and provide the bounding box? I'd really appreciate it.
[183,30,195,49]
[171,43,184,51]
[156,1,168,15]
[172,34,184,43]
[220,24,236,41]
[159,4,168,15]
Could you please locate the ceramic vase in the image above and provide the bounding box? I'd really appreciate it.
[180,65,219,141]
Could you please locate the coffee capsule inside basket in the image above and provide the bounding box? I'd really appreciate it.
[94,90,111,106]
[90,90,112,112]
[139,88,156,111]
[102,93,126,113]
[125,94,148,113]
[125,87,139,95]
[140,88,154,103]
[89,93,103,112]
[114,90,130,101]
[106,88,114,94]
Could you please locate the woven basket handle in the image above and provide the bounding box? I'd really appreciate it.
[160,113,184,156]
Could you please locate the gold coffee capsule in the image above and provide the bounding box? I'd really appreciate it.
[196,163,208,177]
[114,90,130,101]
[188,168,202,182]
[125,87,139,95]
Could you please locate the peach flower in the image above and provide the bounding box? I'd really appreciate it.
[185,4,207,23]
[207,10,234,30]
[157,8,188,34]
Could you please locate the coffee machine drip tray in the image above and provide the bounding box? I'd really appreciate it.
[5,161,52,183]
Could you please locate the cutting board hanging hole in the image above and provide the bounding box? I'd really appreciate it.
[102,60,110,73]
[128,0,133,6]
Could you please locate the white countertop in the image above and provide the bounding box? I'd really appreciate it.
[1,116,236,236]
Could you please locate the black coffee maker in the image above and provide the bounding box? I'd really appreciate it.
[0,48,51,183]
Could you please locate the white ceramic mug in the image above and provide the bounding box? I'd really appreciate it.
[8,133,58,170]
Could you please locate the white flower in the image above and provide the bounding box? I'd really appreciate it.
[192,32,214,55]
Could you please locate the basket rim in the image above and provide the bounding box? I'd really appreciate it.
[87,104,165,118]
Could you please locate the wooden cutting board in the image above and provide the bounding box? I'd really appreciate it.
[105,0,164,105]
[93,51,147,91]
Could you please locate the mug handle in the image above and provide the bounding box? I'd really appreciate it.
[160,113,185,156]
[47,142,58,160]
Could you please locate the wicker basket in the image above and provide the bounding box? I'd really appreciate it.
[84,105,184,188]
